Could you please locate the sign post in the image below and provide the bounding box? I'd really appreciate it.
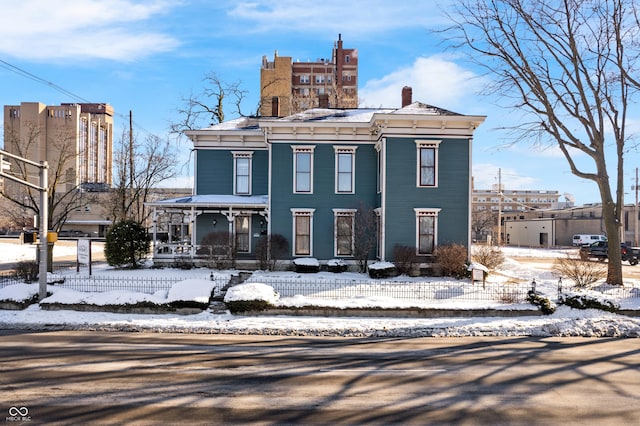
[77,239,92,275]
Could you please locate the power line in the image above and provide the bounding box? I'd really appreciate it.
[0,58,159,138]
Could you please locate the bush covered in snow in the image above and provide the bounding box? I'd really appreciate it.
[527,290,556,315]
[368,261,398,278]
[327,258,347,273]
[292,257,320,273]
[224,282,279,313]
[559,290,619,313]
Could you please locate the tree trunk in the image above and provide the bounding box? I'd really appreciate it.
[598,181,623,285]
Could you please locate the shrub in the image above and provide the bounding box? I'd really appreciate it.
[104,220,150,269]
[393,245,418,275]
[225,299,275,313]
[368,261,398,278]
[471,245,505,271]
[553,255,606,288]
[256,233,289,271]
[527,290,556,315]
[198,231,235,269]
[14,260,39,283]
[435,243,468,278]
[559,292,619,313]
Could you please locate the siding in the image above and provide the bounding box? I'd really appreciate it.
[196,149,268,195]
[270,142,378,259]
[383,137,470,259]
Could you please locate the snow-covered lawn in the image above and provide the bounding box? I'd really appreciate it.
[0,241,639,337]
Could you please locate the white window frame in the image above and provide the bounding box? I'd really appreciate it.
[414,208,441,255]
[232,151,253,195]
[292,146,315,193]
[315,75,325,84]
[334,146,357,194]
[300,75,310,84]
[415,140,441,188]
[333,209,356,257]
[291,209,315,256]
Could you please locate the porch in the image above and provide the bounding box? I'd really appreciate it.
[146,194,269,266]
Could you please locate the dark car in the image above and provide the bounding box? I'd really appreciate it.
[580,241,640,265]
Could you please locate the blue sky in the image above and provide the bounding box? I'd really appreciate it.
[0,0,631,206]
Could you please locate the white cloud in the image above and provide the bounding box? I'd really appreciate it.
[358,55,483,110]
[472,163,537,191]
[0,0,180,61]
[226,1,450,35]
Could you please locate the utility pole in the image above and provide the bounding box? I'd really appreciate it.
[497,168,503,245]
[635,167,638,246]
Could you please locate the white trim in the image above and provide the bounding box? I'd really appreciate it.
[332,208,357,257]
[415,140,441,188]
[291,145,315,194]
[291,208,315,256]
[334,145,357,194]
[414,208,442,255]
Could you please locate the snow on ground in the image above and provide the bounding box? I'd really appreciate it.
[0,241,639,337]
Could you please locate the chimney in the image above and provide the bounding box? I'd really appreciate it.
[271,96,280,117]
[402,86,413,107]
[319,93,330,109]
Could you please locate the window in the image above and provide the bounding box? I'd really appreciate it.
[345,55,350,63]
[292,146,315,193]
[334,146,357,193]
[315,75,325,84]
[415,208,441,255]
[333,209,356,256]
[235,216,250,253]
[233,151,253,195]
[416,140,441,187]
[292,209,314,256]
[300,75,310,84]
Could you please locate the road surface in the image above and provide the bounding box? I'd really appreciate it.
[1,331,638,425]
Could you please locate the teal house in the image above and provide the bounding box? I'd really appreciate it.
[148,88,485,268]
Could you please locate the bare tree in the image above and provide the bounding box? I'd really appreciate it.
[2,122,94,233]
[446,0,640,284]
[472,209,498,244]
[353,203,378,272]
[170,72,248,137]
[109,128,178,225]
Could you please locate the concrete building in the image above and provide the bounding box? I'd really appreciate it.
[471,188,562,243]
[504,203,640,247]
[3,102,114,192]
[3,102,114,236]
[260,34,358,117]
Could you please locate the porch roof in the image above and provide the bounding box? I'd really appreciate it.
[146,194,268,209]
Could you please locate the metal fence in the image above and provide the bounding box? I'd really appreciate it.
[0,271,228,295]
[53,274,229,294]
[245,277,532,303]
[558,280,640,299]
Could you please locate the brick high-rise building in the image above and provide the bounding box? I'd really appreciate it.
[260,34,358,117]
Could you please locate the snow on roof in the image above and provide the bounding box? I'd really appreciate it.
[392,102,462,116]
[148,194,268,207]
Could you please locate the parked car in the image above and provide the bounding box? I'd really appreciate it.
[58,229,90,238]
[572,234,607,246]
[579,241,640,265]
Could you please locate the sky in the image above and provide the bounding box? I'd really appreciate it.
[0,0,637,206]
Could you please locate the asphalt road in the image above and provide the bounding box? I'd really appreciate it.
[1,331,639,425]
